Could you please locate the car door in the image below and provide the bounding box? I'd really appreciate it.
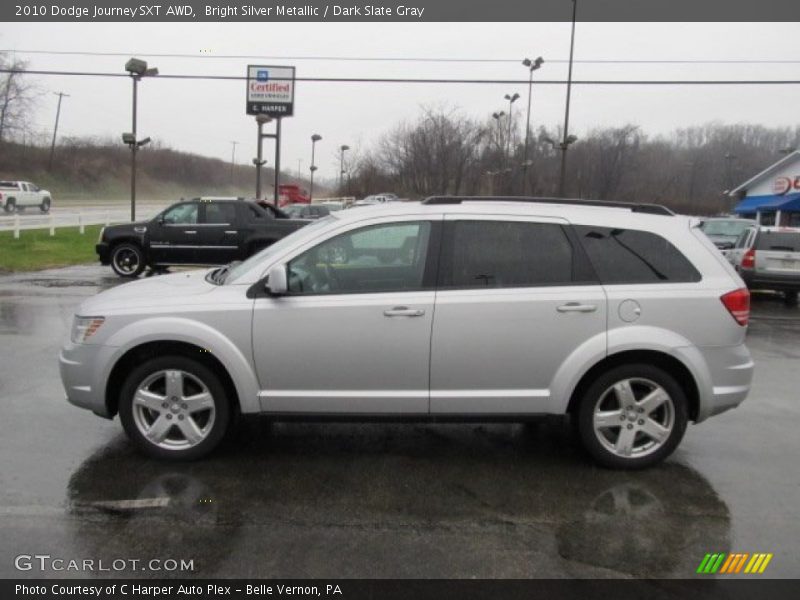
[196,201,241,264]
[148,201,201,264]
[252,215,440,414]
[429,215,607,414]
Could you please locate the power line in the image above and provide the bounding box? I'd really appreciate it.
[3,68,800,85]
[3,48,800,65]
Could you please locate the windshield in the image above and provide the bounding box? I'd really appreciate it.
[701,220,752,237]
[225,215,337,284]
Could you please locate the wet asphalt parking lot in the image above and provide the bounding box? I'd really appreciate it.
[0,265,798,579]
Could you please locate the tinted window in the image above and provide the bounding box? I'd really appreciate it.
[204,202,237,224]
[287,221,431,295]
[440,220,575,288]
[162,203,198,225]
[575,226,701,284]
[756,231,800,252]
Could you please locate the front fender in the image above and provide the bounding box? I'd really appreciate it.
[102,317,260,413]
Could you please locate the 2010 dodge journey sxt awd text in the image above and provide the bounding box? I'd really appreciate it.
[59,197,754,468]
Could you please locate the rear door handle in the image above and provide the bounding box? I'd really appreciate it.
[557,302,598,313]
[224,230,238,235]
[384,306,425,317]
[184,230,197,235]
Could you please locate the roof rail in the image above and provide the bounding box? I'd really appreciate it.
[421,196,675,216]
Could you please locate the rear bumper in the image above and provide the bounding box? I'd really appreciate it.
[96,242,111,265]
[691,343,754,422]
[741,269,800,291]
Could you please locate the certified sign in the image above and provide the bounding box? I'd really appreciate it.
[247,65,295,117]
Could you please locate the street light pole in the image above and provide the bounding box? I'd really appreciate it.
[130,75,138,221]
[309,134,322,202]
[558,0,578,198]
[339,144,350,192]
[521,57,543,194]
[48,92,69,170]
[274,118,282,206]
[229,141,239,184]
[503,93,520,165]
[124,58,157,222]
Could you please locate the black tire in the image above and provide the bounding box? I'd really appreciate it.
[118,355,232,461]
[4,199,15,213]
[110,242,146,277]
[40,197,51,213]
[576,363,688,470]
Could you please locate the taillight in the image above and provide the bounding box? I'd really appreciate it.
[721,288,750,326]
[741,248,755,269]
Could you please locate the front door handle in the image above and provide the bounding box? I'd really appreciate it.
[184,230,197,235]
[384,306,425,317]
[557,302,598,313]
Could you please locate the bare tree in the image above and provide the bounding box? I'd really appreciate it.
[0,53,37,143]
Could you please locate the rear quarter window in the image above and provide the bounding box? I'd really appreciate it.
[574,226,701,284]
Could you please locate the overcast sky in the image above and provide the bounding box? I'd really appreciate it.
[1,22,799,182]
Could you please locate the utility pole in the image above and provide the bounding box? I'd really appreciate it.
[558,0,578,198]
[48,92,69,170]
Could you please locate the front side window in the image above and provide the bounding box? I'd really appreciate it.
[440,220,575,289]
[161,203,198,225]
[287,221,432,295]
[575,226,701,284]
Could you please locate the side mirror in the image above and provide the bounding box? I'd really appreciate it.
[265,264,288,296]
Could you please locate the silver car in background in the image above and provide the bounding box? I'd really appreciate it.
[60,197,754,469]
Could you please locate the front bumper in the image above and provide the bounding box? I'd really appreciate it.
[96,242,111,265]
[59,342,115,418]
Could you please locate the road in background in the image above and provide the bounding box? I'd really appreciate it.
[0,267,797,578]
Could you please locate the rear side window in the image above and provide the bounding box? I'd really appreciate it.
[204,202,237,224]
[440,220,577,288]
[575,226,701,284]
[756,231,800,252]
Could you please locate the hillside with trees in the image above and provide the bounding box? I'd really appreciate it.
[338,107,800,215]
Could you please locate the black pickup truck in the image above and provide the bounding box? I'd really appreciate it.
[97,197,309,277]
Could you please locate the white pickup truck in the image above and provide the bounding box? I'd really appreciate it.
[0,180,53,213]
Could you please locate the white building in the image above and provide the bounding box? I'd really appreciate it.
[729,150,800,227]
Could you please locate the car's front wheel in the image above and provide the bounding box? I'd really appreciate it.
[110,242,145,277]
[576,364,688,469]
[40,197,51,213]
[119,356,231,460]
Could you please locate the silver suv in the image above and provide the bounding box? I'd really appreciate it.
[59,197,754,468]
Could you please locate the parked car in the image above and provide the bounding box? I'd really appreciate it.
[62,196,753,468]
[351,193,400,208]
[734,226,800,304]
[282,203,331,219]
[319,201,344,212]
[0,180,53,213]
[96,197,308,277]
[699,217,756,257]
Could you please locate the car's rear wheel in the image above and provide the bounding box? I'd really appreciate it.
[110,243,145,277]
[119,356,231,460]
[4,199,15,213]
[40,198,51,213]
[576,364,688,469]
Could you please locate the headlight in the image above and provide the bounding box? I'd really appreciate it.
[71,316,105,344]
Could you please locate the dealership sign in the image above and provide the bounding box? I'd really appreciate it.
[246,65,295,117]
[773,176,800,195]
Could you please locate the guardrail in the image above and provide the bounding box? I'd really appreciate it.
[0,209,159,238]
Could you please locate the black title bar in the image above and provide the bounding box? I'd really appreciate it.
[3,0,800,22]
